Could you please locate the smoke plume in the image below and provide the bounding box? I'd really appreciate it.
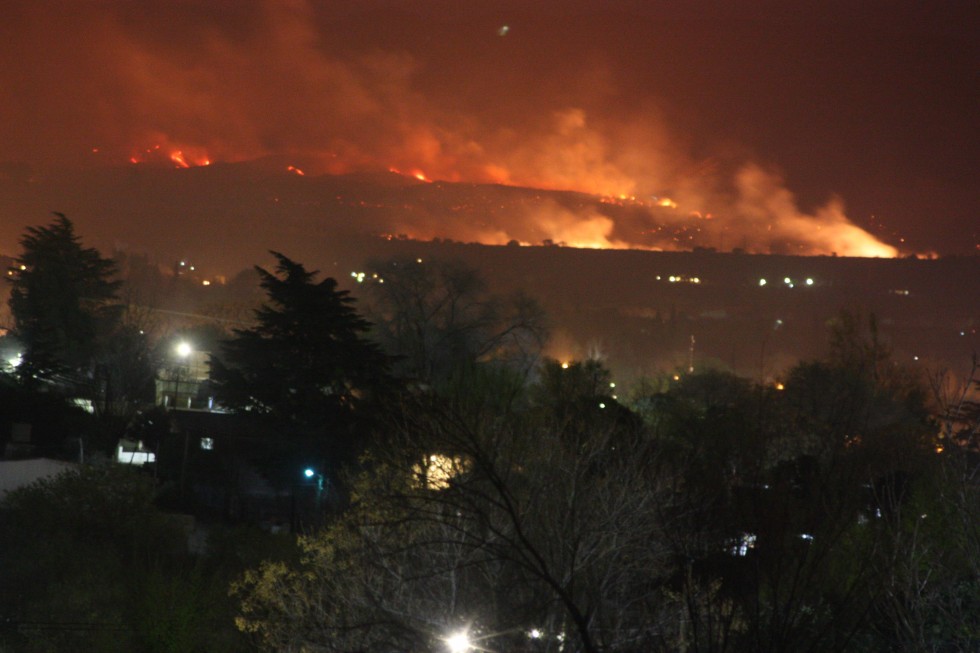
[0,0,900,257]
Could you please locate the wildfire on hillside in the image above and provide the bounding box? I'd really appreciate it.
[28,2,903,259]
[127,142,211,168]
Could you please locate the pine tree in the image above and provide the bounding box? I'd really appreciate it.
[210,252,390,444]
[8,213,120,385]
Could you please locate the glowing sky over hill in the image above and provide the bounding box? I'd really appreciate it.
[0,0,976,257]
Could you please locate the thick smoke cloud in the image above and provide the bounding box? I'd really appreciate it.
[0,0,903,257]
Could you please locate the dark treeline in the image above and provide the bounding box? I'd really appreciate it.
[1,215,978,652]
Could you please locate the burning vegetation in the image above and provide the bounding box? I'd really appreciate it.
[1,1,919,259]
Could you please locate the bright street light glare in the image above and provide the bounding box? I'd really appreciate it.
[304,468,315,478]
[175,341,192,358]
[445,631,471,653]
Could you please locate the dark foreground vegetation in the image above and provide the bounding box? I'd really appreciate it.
[1,216,978,652]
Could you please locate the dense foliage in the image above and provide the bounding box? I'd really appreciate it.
[2,232,977,653]
[364,257,548,385]
[233,337,980,653]
[7,214,120,386]
[209,252,391,468]
[0,465,254,653]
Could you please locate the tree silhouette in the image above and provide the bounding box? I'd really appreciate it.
[7,213,120,386]
[209,252,390,462]
[365,257,547,385]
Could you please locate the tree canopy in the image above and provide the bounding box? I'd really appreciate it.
[232,333,980,653]
[7,213,120,385]
[364,257,548,385]
[209,253,391,460]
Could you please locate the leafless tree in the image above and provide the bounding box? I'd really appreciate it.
[364,257,548,384]
[234,367,679,653]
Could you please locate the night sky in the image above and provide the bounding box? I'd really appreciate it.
[1,0,976,257]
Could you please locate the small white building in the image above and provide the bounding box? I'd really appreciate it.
[115,438,156,466]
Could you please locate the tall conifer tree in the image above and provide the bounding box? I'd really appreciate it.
[8,213,120,386]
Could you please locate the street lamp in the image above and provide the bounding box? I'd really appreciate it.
[171,340,193,500]
[175,340,192,359]
[445,630,471,653]
[292,467,328,531]
[174,341,192,409]
[304,467,326,503]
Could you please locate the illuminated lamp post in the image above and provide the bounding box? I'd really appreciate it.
[173,340,192,499]
[304,467,326,502]
[301,467,328,527]
[174,340,192,409]
[445,630,472,653]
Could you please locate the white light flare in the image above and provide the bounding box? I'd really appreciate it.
[445,630,471,653]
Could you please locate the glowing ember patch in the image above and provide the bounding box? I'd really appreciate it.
[170,149,210,168]
[170,151,189,168]
[389,166,433,183]
[128,139,211,168]
[287,165,305,176]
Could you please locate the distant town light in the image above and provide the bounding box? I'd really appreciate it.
[731,532,757,556]
[304,468,315,479]
[784,277,791,284]
[561,361,569,369]
[759,278,767,286]
[805,277,814,286]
